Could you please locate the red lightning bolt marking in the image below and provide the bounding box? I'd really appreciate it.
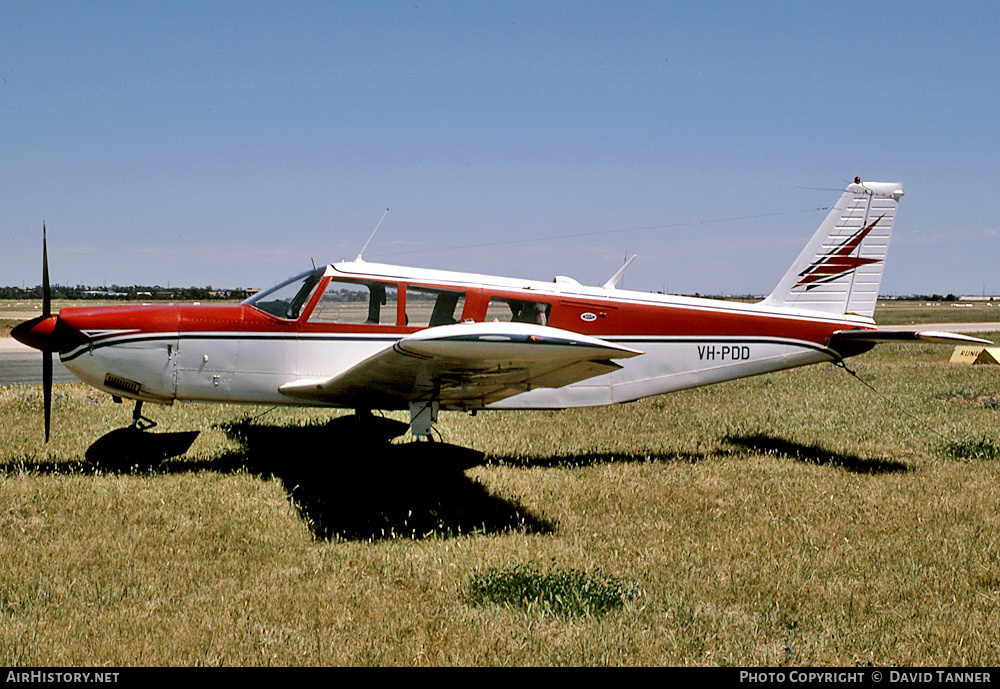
[794,215,885,291]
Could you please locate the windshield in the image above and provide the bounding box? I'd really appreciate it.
[243,268,324,320]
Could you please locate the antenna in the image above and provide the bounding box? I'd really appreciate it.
[356,208,389,262]
[602,255,637,290]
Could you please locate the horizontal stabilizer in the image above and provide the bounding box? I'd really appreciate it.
[832,329,993,345]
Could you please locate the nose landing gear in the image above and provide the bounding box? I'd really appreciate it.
[129,400,158,431]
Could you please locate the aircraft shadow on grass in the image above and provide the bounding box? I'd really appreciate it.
[723,432,911,475]
[483,436,913,475]
[74,415,556,542]
[482,450,717,469]
[4,422,908,542]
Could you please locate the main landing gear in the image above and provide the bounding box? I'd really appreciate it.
[409,401,439,441]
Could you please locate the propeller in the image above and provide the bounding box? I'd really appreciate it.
[11,225,55,441]
[12,226,91,441]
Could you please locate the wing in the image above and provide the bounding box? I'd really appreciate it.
[279,321,642,410]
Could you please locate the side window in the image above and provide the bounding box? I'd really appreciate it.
[485,298,550,325]
[308,280,398,325]
[406,286,467,327]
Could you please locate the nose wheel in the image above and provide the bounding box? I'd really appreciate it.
[130,401,157,431]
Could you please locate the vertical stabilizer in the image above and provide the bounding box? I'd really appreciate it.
[763,179,903,318]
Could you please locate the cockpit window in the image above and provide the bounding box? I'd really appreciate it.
[244,268,323,320]
[309,279,398,325]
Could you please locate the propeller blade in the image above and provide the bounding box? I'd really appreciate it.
[43,351,52,443]
[41,224,52,441]
[42,223,50,318]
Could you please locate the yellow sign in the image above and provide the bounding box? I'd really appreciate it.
[950,347,1000,365]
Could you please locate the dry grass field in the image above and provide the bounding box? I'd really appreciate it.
[1,304,999,666]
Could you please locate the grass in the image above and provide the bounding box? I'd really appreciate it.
[937,437,1000,461]
[466,564,643,617]
[1,323,1000,665]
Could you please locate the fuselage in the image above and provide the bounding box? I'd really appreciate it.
[48,260,876,411]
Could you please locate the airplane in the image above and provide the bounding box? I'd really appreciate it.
[12,178,991,443]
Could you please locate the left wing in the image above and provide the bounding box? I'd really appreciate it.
[279,321,642,409]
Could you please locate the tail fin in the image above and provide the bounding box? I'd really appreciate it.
[763,179,903,318]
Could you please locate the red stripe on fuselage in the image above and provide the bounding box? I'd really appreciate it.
[56,304,181,349]
[55,296,857,353]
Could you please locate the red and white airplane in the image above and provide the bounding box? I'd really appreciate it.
[13,179,989,441]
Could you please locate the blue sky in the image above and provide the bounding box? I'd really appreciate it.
[2,1,998,296]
